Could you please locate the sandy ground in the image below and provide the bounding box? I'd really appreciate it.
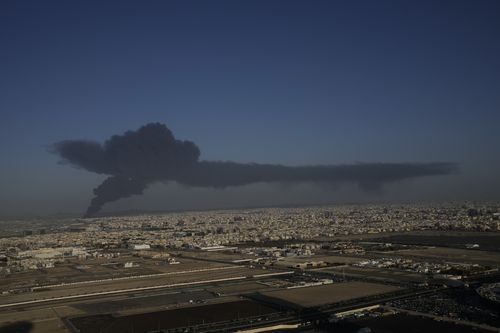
[260,281,401,307]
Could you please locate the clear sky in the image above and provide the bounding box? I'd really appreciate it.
[1,0,499,217]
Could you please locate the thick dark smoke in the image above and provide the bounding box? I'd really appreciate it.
[52,123,458,217]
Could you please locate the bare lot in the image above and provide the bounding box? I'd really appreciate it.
[364,231,500,252]
[177,249,256,262]
[0,266,260,306]
[320,266,427,284]
[259,281,401,308]
[311,255,364,264]
[0,256,226,292]
[69,300,278,333]
[207,281,269,295]
[381,247,500,266]
[0,307,68,333]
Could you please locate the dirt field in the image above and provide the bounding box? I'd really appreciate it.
[382,247,500,266]
[320,266,427,284]
[207,281,269,295]
[259,281,401,308]
[177,249,256,262]
[0,266,259,306]
[364,232,500,252]
[0,307,68,333]
[69,300,278,333]
[74,290,217,314]
[0,256,227,292]
[312,255,364,264]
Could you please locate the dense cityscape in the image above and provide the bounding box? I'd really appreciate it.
[1,202,500,332]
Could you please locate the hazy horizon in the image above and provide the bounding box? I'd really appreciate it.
[1,0,499,217]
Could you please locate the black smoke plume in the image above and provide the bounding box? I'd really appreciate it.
[52,123,458,217]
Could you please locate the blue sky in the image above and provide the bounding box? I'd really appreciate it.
[1,0,499,217]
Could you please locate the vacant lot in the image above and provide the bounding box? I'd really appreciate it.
[322,266,427,284]
[259,281,401,308]
[367,232,500,252]
[69,300,278,333]
[177,249,255,262]
[74,290,216,314]
[0,307,68,333]
[0,255,226,292]
[275,255,362,268]
[383,247,500,266]
[208,281,269,295]
[0,266,258,306]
